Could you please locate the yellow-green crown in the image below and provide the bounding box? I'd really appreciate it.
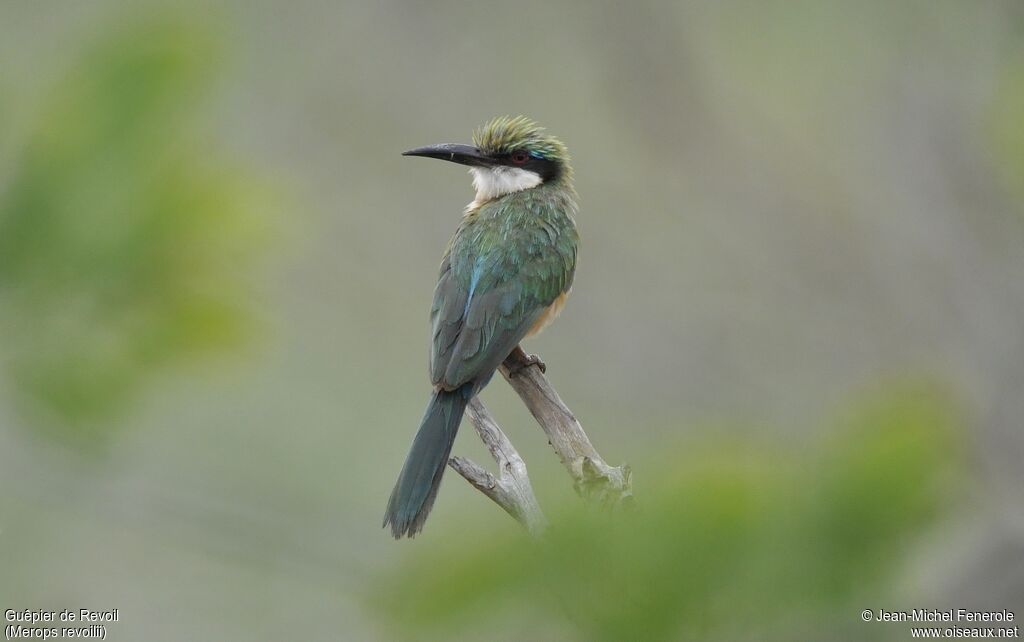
[473,116,568,162]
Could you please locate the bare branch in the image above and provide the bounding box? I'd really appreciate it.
[451,349,631,534]
[500,353,632,509]
[448,397,547,536]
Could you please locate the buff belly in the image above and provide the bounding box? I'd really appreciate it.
[526,291,569,338]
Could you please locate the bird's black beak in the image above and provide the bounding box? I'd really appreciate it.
[402,143,496,168]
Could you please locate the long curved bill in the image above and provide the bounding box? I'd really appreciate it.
[402,143,497,167]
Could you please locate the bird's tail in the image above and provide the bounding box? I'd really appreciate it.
[383,385,472,538]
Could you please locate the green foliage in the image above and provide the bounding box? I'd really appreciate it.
[0,19,272,436]
[373,382,962,641]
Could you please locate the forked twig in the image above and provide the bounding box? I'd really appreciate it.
[449,350,632,534]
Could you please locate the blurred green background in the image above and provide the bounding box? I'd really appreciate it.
[1,2,1022,640]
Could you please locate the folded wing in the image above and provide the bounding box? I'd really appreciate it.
[429,225,573,391]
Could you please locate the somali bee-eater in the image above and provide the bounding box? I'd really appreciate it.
[384,116,579,538]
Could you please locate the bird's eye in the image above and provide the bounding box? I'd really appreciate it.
[510,150,529,165]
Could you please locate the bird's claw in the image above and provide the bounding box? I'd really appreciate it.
[508,352,546,376]
[525,353,546,374]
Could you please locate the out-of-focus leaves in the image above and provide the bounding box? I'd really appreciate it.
[0,19,273,438]
[373,381,963,641]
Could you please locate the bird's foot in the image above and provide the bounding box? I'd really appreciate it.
[518,353,546,374]
[505,347,546,376]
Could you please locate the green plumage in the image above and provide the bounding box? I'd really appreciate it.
[431,182,578,389]
[385,116,578,538]
[474,115,571,162]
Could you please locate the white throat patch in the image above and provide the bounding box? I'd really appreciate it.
[470,166,542,204]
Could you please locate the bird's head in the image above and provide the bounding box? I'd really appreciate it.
[403,116,570,203]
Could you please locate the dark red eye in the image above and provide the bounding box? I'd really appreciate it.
[510,150,529,165]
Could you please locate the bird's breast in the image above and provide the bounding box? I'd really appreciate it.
[526,290,570,338]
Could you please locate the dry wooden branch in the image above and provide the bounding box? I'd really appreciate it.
[499,352,632,509]
[448,397,547,536]
[450,349,631,534]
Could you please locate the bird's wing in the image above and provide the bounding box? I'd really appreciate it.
[429,254,470,383]
[429,222,574,390]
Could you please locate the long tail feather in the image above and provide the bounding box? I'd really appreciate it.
[383,385,471,538]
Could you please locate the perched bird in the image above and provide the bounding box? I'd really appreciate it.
[384,116,579,538]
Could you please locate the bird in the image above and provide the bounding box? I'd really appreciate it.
[383,116,579,539]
